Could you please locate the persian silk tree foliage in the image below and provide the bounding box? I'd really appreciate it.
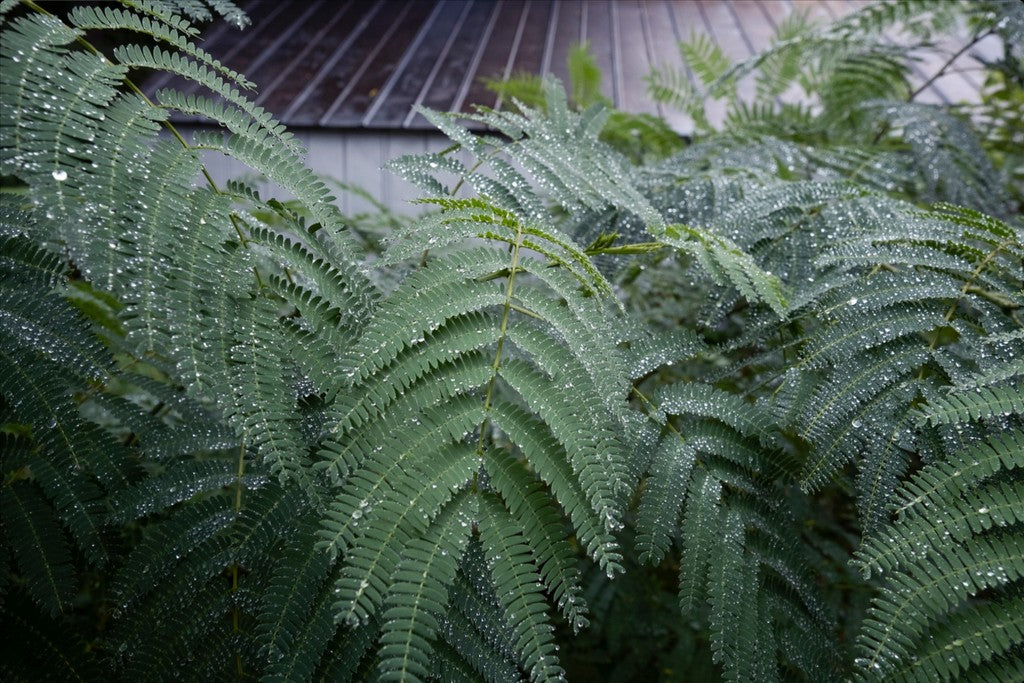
[0,0,1021,681]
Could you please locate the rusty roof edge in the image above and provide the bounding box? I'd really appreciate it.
[160,0,984,135]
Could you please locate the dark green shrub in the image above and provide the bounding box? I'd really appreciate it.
[1,1,1021,680]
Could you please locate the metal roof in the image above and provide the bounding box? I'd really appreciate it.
[145,0,1000,132]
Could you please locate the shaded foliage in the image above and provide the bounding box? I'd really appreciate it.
[1,1,1021,681]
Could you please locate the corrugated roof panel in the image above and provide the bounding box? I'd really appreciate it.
[508,1,554,77]
[254,1,365,112]
[584,1,618,103]
[143,0,989,133]
[290,2,428,125]
[457,1,530,112]
[360,1,469,127]
[729,0,777,52]
[544,0,585,86]
[408,1,502,126]
[192,0,293,85]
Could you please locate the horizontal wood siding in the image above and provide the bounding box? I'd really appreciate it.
[178,128,467,216]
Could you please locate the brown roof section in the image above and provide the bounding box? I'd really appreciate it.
[145,0,999,132]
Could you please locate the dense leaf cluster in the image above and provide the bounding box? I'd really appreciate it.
[1,0,1021,681]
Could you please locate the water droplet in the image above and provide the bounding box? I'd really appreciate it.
[52,169,67,181]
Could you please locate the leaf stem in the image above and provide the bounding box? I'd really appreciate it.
[474,221,525,461]
[232,437,245,676]
[908,30,994,103]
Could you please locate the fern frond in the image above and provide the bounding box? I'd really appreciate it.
[890,597,1024,682]
[663,224,789,316]
[799,341,929,448]
[677,469,722,616]
[485,450,588,629]
[262,591,338,682]
[338,249,508,385]
[635,437,696,565]
[0,284,108,387]
[431,642,486,683]
[384,198,617,302]
[656,383,774,442]
[708,508,765,682]
[645,64,706,127]
[324,316,496,435]
[799,303,945,370]
[122,0,203,31]
[225,295,311,486]
[110,495,234,610]
[855,429,1024,578]
[0,483,75,615]
[328,438,480,624]
[622,326,707,381]
[489,398,618,570]
[110,459,262,522]
[68,4,252,88]
[0,286,126,564]
[915,384,1024,426]
[755,9,816,101]
[3,1,1020,678]
[800,374,920,494]
[320,355,490,486]
[854,533,1024,679]
[853,400,917,535]
[869,102,1012,214]
[153,0,249,27]
[504,356,628,512]
[821,48,910,119]
[858,477,1024,584]
[376,493,476,682]
[255,522,333,670]
[117,580,239,680]
[441,562,526,682]
[114,43,299,154]
[405,82,665,232]
[0,14,124,185]
[679,31,733,91]
[314,612,380,682]
[230,483,307,564]
[478,494,565,682]
[0,231,65,288]
[191,131,361,256]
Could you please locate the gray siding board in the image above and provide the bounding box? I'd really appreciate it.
[174,127,454,216]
